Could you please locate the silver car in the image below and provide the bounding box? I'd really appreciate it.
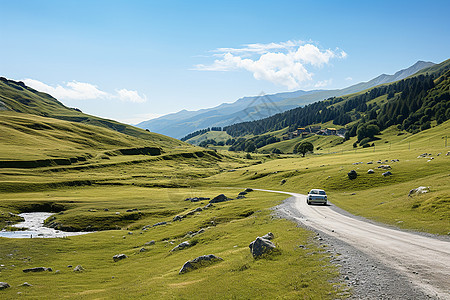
[307,189,327,205]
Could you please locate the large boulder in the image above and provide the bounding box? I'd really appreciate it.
[367,169,375,174]
[249,237,276,258]
[179,254,223,274]
[408,186,430,197]
[209,194,229,203]
[113,254,128,262]
[347,170,358,180]
[0,282,10,290]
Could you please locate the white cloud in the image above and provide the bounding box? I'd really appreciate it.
[118,113,163,125]
[23,79,108,100]
[345,77,353,81]
[194,40,347,89]
[314,79,333,88]
[22,79,147,103]
[117,89,147,103]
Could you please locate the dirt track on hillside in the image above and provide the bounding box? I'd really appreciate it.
[261,189,450,299]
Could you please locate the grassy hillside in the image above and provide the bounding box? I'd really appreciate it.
[0,111,188,161]
[185,130,232,146]
[0,77,173,141]
[207,120,450,235]
[224,58,450,138]
[0,74,448,299]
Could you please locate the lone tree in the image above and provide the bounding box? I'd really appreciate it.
[294,141,314,157]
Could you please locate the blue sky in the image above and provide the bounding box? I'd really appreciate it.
[1,0,449,124]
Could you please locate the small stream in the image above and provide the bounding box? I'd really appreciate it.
[0,212,90,238]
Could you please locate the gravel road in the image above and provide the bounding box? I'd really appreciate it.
[261,189,450,299]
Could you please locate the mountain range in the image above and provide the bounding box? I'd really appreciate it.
[136,61,435,139]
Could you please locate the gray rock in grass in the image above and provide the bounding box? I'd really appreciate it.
[0,282,10,290]
[113,254,128,262]
[179,254,223,274]
[249,237,276,258]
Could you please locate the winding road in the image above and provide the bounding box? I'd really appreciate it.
[259,189,450,299]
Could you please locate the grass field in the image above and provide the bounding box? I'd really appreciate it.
[0,110,448,298]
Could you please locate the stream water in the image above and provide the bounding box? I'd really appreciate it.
[0,212,90,238]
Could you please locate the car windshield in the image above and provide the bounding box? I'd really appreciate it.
[310,190,326,195]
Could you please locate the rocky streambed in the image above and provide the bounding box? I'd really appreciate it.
[0,212,89,238]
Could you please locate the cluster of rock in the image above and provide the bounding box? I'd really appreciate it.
[249,232,276,258]
[349,161,397,178]
[184,197,210,202]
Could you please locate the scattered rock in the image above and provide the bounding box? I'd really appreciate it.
[113,254,128,262]
[171,241,191,252]
[350,193,356,195]
[367,161,373,164]
[377,165,391,170]
[352,162,363,165]
[67,265,73,268]
[280,179,287,185]
[139,247,147,252]
[408,186,430,197]
[144,240,155,246]
[209,194,230,203]
[179,254,223,274]
[185,197,210,202]
[0,282,10,290]
[73,265,84,272]
[203,203,214,209]
[347,170,358,180]
[367,169,375,174]
[104,208,109,211]
[190,228,205,238]
[382,171,392,177]
[193,207,203,212]
[173,215,183,222]
[23,267,51,273]
[249,237,276,258]
[244,188,253,192]
[261,232,274,240]
[128,231,133,235]
[152,221,167,227]
[20,282,32,287]
[238,191,248,196]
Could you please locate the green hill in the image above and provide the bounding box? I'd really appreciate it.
[0,77,180,142]
[224,59,450,138]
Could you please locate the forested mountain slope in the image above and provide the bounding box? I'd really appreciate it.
[224,59,450,139]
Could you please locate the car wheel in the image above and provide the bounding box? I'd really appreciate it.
[307,200,311,205]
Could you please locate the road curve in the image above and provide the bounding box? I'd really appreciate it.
[257,189,450,299]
